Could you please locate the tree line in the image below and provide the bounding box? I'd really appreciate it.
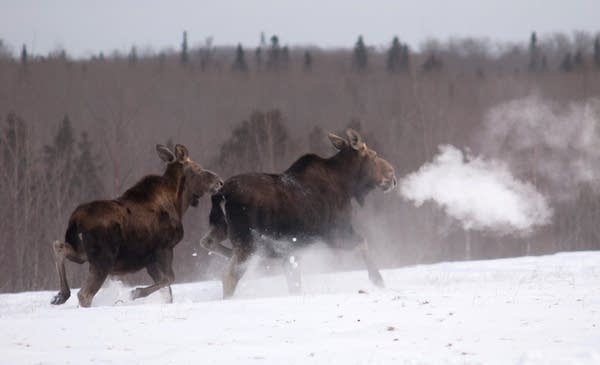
[0,30,599,293]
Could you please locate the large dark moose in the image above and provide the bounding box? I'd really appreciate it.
[51,144,222,307]
[200,129,397,298]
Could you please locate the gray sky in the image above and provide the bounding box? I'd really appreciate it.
[1,0,598,58]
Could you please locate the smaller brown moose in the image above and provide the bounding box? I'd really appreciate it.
[51,144,222,307]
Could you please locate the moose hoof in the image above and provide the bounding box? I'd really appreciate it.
[369,272,385,288]
[130,287,144,300]
[51,291,70,305]
[77,292,93,308]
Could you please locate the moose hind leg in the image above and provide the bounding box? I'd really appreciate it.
[51,240,71,305]
[222,247,251,299]
[200,225,232,259]
[51,240,86,305]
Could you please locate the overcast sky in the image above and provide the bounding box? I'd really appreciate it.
[1,0,598,58]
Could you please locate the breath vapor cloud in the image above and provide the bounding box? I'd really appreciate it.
[400,145,552,234]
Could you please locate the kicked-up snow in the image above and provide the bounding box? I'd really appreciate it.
[1,251,599,364]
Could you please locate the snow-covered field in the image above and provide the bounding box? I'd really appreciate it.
[1,251,599,365]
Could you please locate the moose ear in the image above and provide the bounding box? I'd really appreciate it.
[156,144,175,163]
[346,129,364,150]
[328,133,348,150]
[174,144,189,161]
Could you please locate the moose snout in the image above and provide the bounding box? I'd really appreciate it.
[211,179,224,193]
[380,176,397,192]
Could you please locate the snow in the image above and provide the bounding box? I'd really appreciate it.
[1,251,599,364]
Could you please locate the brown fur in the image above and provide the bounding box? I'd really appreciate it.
[200,129,396,298]
[51,144,222,307]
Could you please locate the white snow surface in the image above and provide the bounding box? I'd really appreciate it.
[1,251,599,365]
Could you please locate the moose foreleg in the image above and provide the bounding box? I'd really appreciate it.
[77,265,109,308]
[131,248,175,301]
[283,254,302,294]
[357,241,385,288]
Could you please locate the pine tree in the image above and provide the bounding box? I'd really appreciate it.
[212,109,290,176]
[267,35,281,70]
[401,44,410,71]
[387,37,402,73]
[422,54,442,72]
[180,31,189,65]
[528,31,539,71]
[303,50,313,71]
[353,36,367,71]
[44,115,75,170]
[260,32,267,48]
[594,37,600,69]
[43,115,77,203]
[255,46,263,71]
[128,46,137,66]
[2,112,28,183]
[573,50,584,70]
[232,44,248,72]
[560,52,573,72]
[74,132,104,201]
[281,46,290,70]
[20,44,28,69]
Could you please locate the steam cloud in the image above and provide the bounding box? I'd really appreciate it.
[479,95,600,200]
[400,145,552,234]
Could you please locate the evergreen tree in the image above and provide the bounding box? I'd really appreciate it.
[73,132,104,201]
[267,35,281,70]
[212,109,290,176]
[422,53,443,72]
[594,37,600,69]
[43,115,76,202]
[2,112,28,182]
[44,116,103,204]
[573,50,584,69]
[20,44,28,69]
[260,32,267,48]
[232,44,248,72]
[528,31,539,71]
[0,39,10,59]
[128,46,137,66]
[180,31,189,65]
[44,115,74,168]
[387,36,402,73]
[200,36,214,71]
[303,50,313,71]
[401,44,410,71]
[560,52,573,72]
[255,46,263,71]
[281,46,290,70]
[353,36,368,71]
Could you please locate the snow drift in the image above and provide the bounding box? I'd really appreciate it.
[1,252,599,365]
